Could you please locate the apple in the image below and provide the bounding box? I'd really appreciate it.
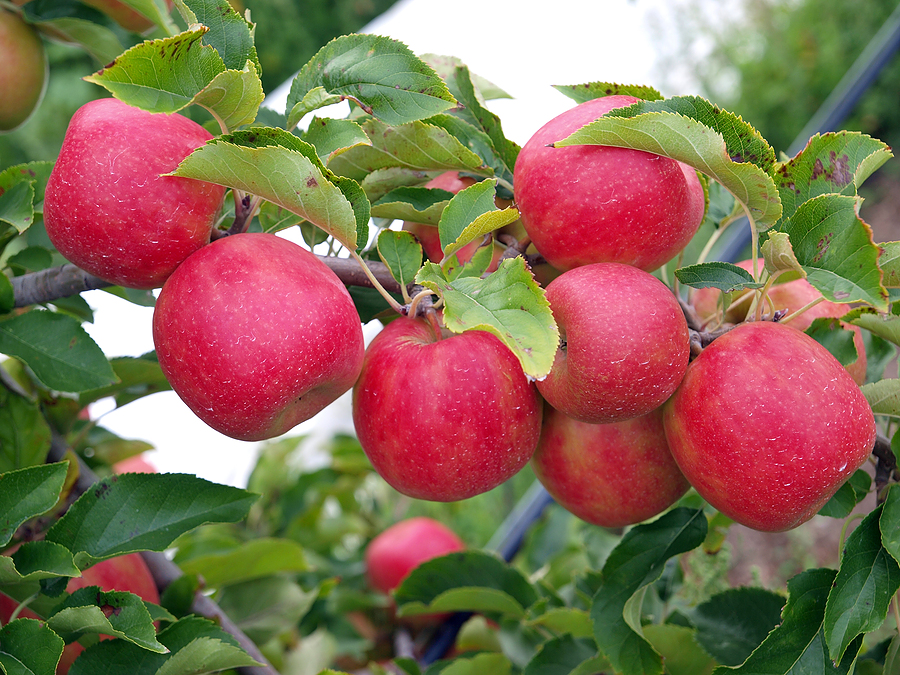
[537,262,690,424]
[81,0,174,34]
[153,232,365,442]
[532,404,690,528]
[365,517,465,595]
[663,320,876,532]
[513,94,705,272]
[691,258,867,384]
[0,9,47,132]
[112,454,157,474]
[44,98,226,290]
[352,316,542,501]
[0,552,160,674]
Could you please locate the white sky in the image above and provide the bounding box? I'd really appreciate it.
[84,0,705,487]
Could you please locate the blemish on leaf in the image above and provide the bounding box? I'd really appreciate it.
[813,232,834,262]
[307,176,318,188]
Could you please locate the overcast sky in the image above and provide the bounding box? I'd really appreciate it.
[85,0,705,487]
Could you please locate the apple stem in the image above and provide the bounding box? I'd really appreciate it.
[779,296,826,325]
[349,250,406,314]
[407,288,434,318]
[424,307,443,340]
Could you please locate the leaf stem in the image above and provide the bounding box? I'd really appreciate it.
[349,250,405,314]
[779,296,827,325]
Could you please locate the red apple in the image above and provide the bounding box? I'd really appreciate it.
[0,552,160,674]
[81,0,174,33]
[513,95,705,272]
[112,454,157,474]
[691,259,867,384]
[537,262,690,424]
[532,404,690,528]
[663,320,876,532]
[44,98,226,289]
[153,232,365,441]
[0,9,46,132]
[365,517,465,594]
[352,316,542,501]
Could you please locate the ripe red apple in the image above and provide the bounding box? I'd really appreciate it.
[537,262,690,424]
[0,9,46,132]
[513,95,705,272]
[663,320,876,532]
[365,517,465,594]
[112,453,157,474]
[0,552,160,674]
[532,404,690,528]
[691,259,867,384]
[44,98,226,289]
[352,316,542,501]
[81,0,174,33]
[153,232,365,441]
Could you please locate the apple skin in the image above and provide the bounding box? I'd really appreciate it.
[112,454,157,474]
[537,262,690,424]
[153,232,365,442]
[0,552,160,674]
[81,0,174,33]
[513,95,705,272]
[0,9,47,132]
[532,404,690,528]
[691,258,867,384]
[44,98,226,290]
[352,316,542,501]
[663,320,876,532]
[365,517,465,594]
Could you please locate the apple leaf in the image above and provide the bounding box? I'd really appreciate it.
[761,231,805,275]
[425,113,512,190]
[120,0,176,32]
[394,550,538,619]
[642,624,718,675]
[526,607,593,638]
[0,311,118,393]
[216,577,318,645]
[774,132,892,227]
[523,635,607,675]
[370,186,454,224]
[713,568,862,675]
[0,541,81,586]
[77,354,172,410]
[591,507,707,675]
[303,117,370,163]
[155,636,260,675]
[192,60,265,130]
[0,619,65,675]
[174,538,308,589]
[0,384,52,473]
[286,34,456,129]
[845,307,900,347]
[376,230,422,291]
[438,179,518,262]
[780,194,888,310]
[804,317,858,366]
[44,473,258,568]
[416,257,558,379]
[823,505,900,662]
[0,182,34,235]
[690,587,786,666]
[879,485,900,567]
[25,15,124,65]
[176,0,259,72]
[674,261,765,292]
[171,127,367,250]
[879,241,900,287]
[49,588,165,652]
[360,167,438,202]
[327,117,486,183]
[860,379,900,417]
[421,54,512,101]
[554,97,782,231]
[552,82,664,105]
[819,470,872,519]
[0,463,68,548]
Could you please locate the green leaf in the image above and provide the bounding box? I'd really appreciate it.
[415,257,559,379]
[377,230,423,290]
[0,182,35,234]
[0,618,65,675]
[28,17,124,64]
[805,317,858,367]
[779,194,887,310]
[286,34,456,129]
[177,0,258,72]
[714,568,862,675]
[0,383,51,472]
[67,638,167,675]
[526,607,593,638]
[192,60,265,130]
[359,167,438,202]
[0,311,118,392]
[880,241,900,288]
[84,29,227,114]
[818,470,872,519]
[552,82,663,105]
[216,576,317,644]
[642,624,717,675]
[303,117,370,163]
[591,508,707,675]
[425,113,511,189]
[394,550,537,619]
[430,653,512,675]
[0,463,68,547]
[171,127,367,250]
[49,587,165,653]
[674,261,765,292]
[0,162,53,209]
[156,637,260,675]
[437,179,518,262]
[0,541,80,585]
[370,186,453,225]
[824,505,900,661]
[0,273,12,315]
[421,54,512,101]
[78,354,172,409]
[523,635,607,675]
[175,538,308,588]
[554,96,782,230]
[774,132,892,227]
[691,587,787,666]
[861,379,900,417]
[44,473,258,568]
[879,484,900,565]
